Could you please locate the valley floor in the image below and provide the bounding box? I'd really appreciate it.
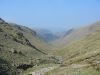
[45,63,100,75]
[29,66,56,75]
[21,64,59,75]
[22,63,100,75]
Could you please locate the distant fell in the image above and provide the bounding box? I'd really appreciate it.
[52,21,100,48]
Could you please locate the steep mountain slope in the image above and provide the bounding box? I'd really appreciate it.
[0,18,57,74]
[9,23,52,53]
[55,28,100,63]
[47,24,100,75]
[53,21,100,48]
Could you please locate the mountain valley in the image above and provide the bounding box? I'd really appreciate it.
[0,18,100,75]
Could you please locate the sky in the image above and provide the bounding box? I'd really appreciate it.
[0,0,100,32]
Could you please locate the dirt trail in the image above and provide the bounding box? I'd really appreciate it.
[29,64,89,75]
[70,64,89,69]
[29,66,57,75]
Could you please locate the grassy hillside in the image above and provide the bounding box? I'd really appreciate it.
[0,18,58,75]
[55,28,100,63]
[47,26,100,75]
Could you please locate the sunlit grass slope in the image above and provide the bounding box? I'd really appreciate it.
[0,19,55,74]
[48,28,100,75]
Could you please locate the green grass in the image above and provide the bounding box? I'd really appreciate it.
[48,28,100,75]
[0,22,54,75]
[55,29,100,63]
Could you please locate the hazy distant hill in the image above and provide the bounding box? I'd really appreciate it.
[34,28,59,42]
[53,21,100,48]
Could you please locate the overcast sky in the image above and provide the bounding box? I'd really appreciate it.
[0,0,100,32]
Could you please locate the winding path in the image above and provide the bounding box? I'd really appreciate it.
[29,66,57,75]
